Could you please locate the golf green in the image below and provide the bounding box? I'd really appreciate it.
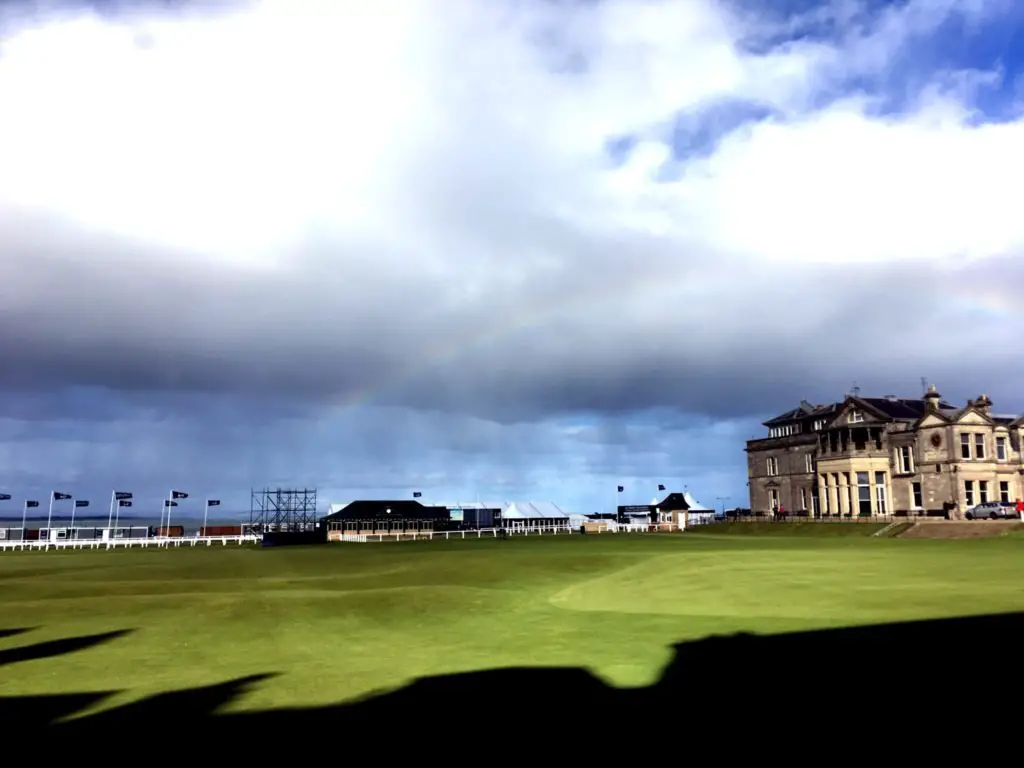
[3,529,1023,717]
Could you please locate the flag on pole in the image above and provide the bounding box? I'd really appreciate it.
[26,500,40,508]
[658,484,665,491]
[207,499,221,507]
[171,491,188,499]
[75,500,89,508]
[412,492,422,498]
[617,485,624,492]
[53,492,72,500]
[114,491,133,500]
[0,493,11,501]
[164,500,178,507]
[119,500,133,507]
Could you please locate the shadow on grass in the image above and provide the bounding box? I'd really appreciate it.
[0,627,34,641]
[3,614,1023,738]
[0,629,133,668]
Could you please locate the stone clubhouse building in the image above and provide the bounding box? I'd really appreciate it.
[746,385,1024,518]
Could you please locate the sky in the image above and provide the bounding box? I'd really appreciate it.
[0,0,1022,519]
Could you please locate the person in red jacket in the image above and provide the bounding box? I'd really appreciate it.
[1016,498,1024,522]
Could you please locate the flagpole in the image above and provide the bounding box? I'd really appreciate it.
[21,500,27,540]
[107,490,115,532]
[165,489,173,537]
[203,499,209,536]
[46,491,55,546]
[70,496,77,532]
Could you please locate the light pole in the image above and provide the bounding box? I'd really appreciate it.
[48,491,72,546]
[164,490,189,537]
[22,499,39,541]
[109,491,132,533]
[716,496,730,515]
[203,499,221,536]
[71,499,88,536]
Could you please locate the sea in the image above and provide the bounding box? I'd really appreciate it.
[0,512,251,535]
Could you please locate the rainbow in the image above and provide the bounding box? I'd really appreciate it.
[326,259,702,413]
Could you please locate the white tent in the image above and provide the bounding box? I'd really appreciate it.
[435,500,572,520]
[436,501,501,509]
[683,492,712,511]
[500,501,570,520]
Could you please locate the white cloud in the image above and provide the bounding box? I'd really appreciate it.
[5,0,1014,282]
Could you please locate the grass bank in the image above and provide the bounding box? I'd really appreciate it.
[686,521,889,537]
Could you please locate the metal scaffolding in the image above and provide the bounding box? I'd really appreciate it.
[250,488,318,533]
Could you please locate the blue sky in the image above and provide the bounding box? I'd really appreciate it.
[0,0,1022,518]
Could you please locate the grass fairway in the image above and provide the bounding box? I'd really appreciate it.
[3,531,1024,717]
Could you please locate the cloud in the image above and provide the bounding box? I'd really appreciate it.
[0,0,1021,511]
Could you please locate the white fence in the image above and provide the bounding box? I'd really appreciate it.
[335,525,575,543]
[0,534,261,552]
[332,522,687,542]
[587,522,683,533]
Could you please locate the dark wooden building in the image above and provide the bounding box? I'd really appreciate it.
[322,500,451,537]
[617,492,691,525]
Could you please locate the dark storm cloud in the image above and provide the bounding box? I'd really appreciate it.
[2,202,1023,428]
[377,255,1024,422]
[0,388,754,513]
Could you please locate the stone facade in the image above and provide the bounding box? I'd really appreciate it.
[745,387,1024,517]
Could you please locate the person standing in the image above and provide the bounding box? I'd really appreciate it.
[1016,498,1024,522]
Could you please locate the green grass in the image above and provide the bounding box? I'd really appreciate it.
[3,532,1024,717]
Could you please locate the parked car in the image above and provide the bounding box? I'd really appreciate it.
[965,501,1016,520]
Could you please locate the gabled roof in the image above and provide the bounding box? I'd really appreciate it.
[855,396,951,421]
[835,396,895,422]
[322,500,447,520]
[914,409,952,427]
[763,402,835,427]
[766,392,962,429]
[940,404,995,425]
[654,492,690,511]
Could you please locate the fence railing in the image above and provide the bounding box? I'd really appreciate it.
[332,522,694,542]
[0,534,261,552]
[332,525,577,543]
[725,514,896,524]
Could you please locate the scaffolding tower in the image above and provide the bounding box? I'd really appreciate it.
[250,488,319,533]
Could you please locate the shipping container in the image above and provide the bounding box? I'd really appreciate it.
[105,526,150,540]
[154,526,185,538]
[200,525,242,537]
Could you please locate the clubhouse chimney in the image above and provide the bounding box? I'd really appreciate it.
[974,394,992,416]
